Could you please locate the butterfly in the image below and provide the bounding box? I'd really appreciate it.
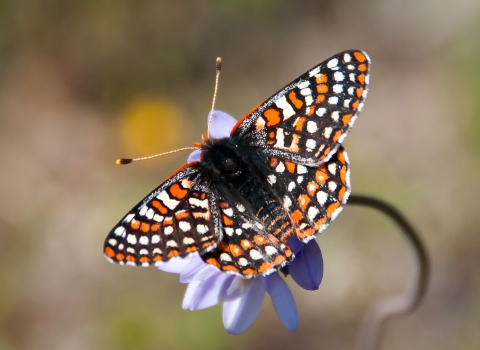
[104,50,370,278]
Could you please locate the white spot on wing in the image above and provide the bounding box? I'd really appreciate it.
[327,58,338,68]
[179,221,191,232]
[298,80,310,89]
[152,235,160,244]
[275,161,285,173]
[343,53,351,62]
[267,174,277,184]
[220,253,232,262]
[306,139,316,149]
[108,238,117,246]
[274,128,285,148]
[317,191,328,205]
[157,191,179,210]
[307,121,318,133]
[324,127,333,138]
[328,181,337,192]
[309,67,320,77]
[333,84,343,93]
[308,206,319,220]
[275,96,295,119]
[297,165,307,174]
[196,224,208,234]
[328,163,337,174]
[139,206,148,216]
[139,236,149,245]
[124,214,135,223]
[164,226,174,235]
[250,249,263,260]
[146,208,154,220]
[114,226,126,237]
[334,72,345,82]
[127,234,137,245]
[189,197,208,208]
[328,96,339,105]
[265,246,278,255]
[183,237,195,245]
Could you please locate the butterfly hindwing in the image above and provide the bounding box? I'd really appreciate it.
[267,146,351,242]
[231,50,370,166]
[104,164,221,267]
[200,197,294,278]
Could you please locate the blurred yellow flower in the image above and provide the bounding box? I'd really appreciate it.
[120,98,186,157]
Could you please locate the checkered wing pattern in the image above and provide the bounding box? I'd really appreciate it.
[231,50,370,166]
[104,164,221,267]
[267,147,351,242]
[200,198,294,277]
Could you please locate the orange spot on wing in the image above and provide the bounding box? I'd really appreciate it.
[258,262,274,274]
[206,257,220,268]
[274,255,286,265]
[116,253,125,261]
[126,255,136,262]
[295,117,306,131]
[327,202,341,217]
[175,211,189,220]
[316,73,328,83]
[243,268,257,275]
[105,246,115,258]
[297,227,315,239]
[298,194,310,211]
[264,108,281,126]
[332,130,343,143]
[285,161,296,173]
[151,224,160,232]
[354,51,367,62]
[357,74,366,84]
[200,193,206,200]
[229,244,243,257]
[270,157,278,167]
[285,249,293,258]
[131,220,140,230]
[167,250,180,258]
[291,210,304,224]
[170,183,188,199]
[338,186,346,201]
[223,265,240,273]
[254,235,267,245]
[315,217,327,230]
[337,149,346,164]
[352,100,359,110]
[241,239,254,250]
[315,170,329,184]
[317,84,328,93]
[151,200,168,214]
[163,218,173,225]
[288,91,303,109]
[153,255,163,261]
[186,246,198,253]
[356,87,364,98]
[340,165,347,185]
[307,181,319,196]
[140,223,150,233]
[342,114,352,126]
[316,95,325,104]
[222,215,233,226]
[139,256,150,263]
[358,64,367,72]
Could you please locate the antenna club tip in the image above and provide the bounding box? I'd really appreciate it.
[116,158,132,165]
[216,57,222,70]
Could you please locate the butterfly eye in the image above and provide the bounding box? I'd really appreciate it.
[222,157,237,171]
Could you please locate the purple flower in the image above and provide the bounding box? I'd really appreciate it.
[157,111,324,334]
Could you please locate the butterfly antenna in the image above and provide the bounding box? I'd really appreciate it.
[116,147,198,165]
[207,57,223,138]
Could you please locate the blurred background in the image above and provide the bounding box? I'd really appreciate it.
[1,0,479,349]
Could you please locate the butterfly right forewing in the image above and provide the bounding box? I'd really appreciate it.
[231,50,370,166]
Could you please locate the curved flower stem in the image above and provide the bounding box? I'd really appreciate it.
[347,194,430,350]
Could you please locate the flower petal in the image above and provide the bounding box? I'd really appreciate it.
[187,149,202,163]
[157,254,200,274]
[287,236,305,254]
[223,279,265,335]
[183,273,236,310]
[288,239,323,291]
[261,273,298,332]
[208,110,237,139]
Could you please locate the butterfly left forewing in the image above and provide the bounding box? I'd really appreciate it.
[104,164,221,267]
[231,50,370,166]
